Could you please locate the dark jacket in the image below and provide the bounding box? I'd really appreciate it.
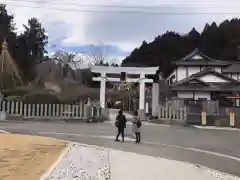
[116,114,127,129]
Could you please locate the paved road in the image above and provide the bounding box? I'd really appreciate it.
[1,121,240,176]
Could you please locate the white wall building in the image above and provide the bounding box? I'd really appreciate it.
[166,49,240,106]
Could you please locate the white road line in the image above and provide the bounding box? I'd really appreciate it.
[142,141,240,162]
[105,120,172,127]
[37,131,240,163]
[193,126,240,131]
[38,132,135,141]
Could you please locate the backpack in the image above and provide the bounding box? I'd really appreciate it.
[115,115,120,127]
[115,120,119,127]
[136,120,142,128]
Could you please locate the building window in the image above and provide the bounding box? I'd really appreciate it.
[186,67,189,77]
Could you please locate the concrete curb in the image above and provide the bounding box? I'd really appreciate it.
[0,129,10,133]
[40,142,74,180]
[193,125,240,131]
[0,120,26,123]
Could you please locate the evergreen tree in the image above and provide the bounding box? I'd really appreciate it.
[122,18,240,77]
[0,5,48,81]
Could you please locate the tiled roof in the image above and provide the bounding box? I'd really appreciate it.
[222,62,240,73]
[174,49,230,66]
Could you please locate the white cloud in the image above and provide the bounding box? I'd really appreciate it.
[2,0,240,52]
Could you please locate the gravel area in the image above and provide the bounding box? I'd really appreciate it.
[201,166,240,180]
[45,143,110,180]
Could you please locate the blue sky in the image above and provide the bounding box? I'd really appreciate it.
[4,0,240,64]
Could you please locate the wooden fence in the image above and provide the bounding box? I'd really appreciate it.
[158,106,187,121]
[0,101,106,120]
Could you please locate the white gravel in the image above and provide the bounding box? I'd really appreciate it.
[201,166,240,180]
[45,143,110,180]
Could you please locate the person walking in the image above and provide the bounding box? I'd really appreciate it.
[115,110,127,142]
[133,111,142,143]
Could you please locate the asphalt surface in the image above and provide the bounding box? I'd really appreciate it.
[1,121,240,176]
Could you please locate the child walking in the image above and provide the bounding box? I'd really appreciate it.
[133,111,142,143]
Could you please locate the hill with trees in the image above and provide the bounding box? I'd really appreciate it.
[122,18,240,77]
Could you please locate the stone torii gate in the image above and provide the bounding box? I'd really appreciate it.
[91,66,159,119]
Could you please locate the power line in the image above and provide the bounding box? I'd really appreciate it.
[1,0,240,9]
[2,3,240,15]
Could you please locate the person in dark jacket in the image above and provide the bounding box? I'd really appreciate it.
[115,110,127,142]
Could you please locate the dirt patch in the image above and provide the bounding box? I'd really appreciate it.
[0,134,67,180]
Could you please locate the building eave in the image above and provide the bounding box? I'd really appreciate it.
[222,63,240,73]
[172,87,240,92]
[173,68,240,85]
[174,61,230,66]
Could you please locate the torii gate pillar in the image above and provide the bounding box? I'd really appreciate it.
[100,72,106,108]
[139,72,146,110]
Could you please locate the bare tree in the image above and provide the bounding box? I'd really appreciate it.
[91,42,107,65]
[51,50,83,69]
[90,42,119,67]
[50,42,119,69]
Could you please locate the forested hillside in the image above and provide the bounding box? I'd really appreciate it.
[122,19,240,77]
